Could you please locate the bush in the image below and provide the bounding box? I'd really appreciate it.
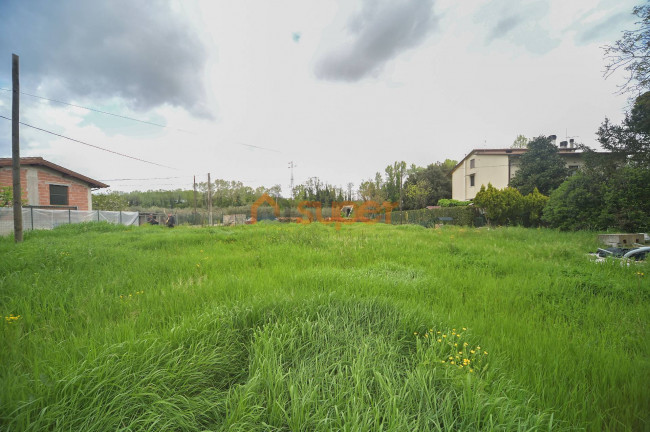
[437,199,471,207]
[543,166,650,231]
[474,184,548,227]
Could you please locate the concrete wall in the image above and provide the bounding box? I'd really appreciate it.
[452,151,589,201]
[452,154,510,201]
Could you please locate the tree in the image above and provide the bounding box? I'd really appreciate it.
[1,186,12,207]
[405,180,431,210]
[402,161,455,209]
[93,192,129,211]
[542,165,650,231]
[509,136,568,195]
[603,5,650,95]
[597,91,650,166]
[511,134,529,148]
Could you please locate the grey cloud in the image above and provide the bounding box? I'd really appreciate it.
[575,12,631,45]
[0,0,211,118]
[487,15,523,41]
[315,0,437,81]
[477,1,560,55]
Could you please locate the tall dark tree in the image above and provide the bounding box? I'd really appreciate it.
[402,161,455,209]
[510,136,568,195]
[597,91,650,166]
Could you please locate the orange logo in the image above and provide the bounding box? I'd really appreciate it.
[250,193,398,229]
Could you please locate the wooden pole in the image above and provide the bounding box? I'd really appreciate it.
[207,173,212,226]
[12,54,23,243]
[193,175,197,223]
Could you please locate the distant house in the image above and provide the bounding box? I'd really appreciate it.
[450,139,586,201]
[0,157,108,210]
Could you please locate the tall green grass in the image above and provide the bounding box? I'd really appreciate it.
[0,222,647,431]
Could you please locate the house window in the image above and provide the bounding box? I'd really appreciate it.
[470,159,475,169]
[568,165,579,175]
[49,185,69,205]
[469,174,475,187]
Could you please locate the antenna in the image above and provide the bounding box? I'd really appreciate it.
[288,161,297,198]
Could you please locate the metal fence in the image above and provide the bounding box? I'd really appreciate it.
[0,208,139,236]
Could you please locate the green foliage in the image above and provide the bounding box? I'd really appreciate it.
[437,199,471,207]
[357,160,456,211]
[474,184,549,227]
[402,161,456,210]
[511,134,529,149]
[0,224,647,431]
[0,186,12,207]
[391,206,478,226]
[543,165,650,231]
[92,192,129,211]
[597,92,650,166]
[510,136,568,195]
[521,188,549,227]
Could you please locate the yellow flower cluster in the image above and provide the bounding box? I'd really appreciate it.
[4,314,21,324]
[416,326,488,374]
[119,291,144,299]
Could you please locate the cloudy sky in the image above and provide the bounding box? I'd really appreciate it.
[0,0,640,194]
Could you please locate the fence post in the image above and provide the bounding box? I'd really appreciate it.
[97,210,100,221]
[68,209,71,224]
[30,207,34,230]
[119,211,122,225]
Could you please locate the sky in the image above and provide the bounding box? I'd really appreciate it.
[0,0,641,195]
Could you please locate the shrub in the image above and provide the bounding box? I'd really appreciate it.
[437,199,471,207]
[474,184,548,227]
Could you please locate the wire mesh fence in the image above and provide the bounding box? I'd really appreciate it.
[0,208,139,236]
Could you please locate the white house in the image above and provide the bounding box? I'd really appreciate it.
[450,140,584,201]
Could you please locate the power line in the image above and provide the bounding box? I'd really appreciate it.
[0,87,193,132]
[237,141,282,153]
[0,115,176,170]
[100,176,190,181]
[0,89,284,154]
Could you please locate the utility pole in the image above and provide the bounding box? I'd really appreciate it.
[288,161,296,198]
[207,173,212,226]
[193,175,197,222]
[12,54,22,243]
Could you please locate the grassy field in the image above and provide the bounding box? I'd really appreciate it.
[0,222,648,431]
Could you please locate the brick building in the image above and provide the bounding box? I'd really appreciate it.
[0,157,108,210]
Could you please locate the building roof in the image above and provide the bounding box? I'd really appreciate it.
[0,157,109,188]
[449,148,580,175]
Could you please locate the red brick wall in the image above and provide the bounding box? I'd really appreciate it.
[0,167,28,201]
[0,167,91,210]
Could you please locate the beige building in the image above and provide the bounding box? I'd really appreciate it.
[451,146,584,201]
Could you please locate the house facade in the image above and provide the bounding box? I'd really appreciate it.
[0,157,108,210]
[451,146,584,201]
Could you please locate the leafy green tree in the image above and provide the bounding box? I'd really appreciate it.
[542,165,650,231]
[474,184,522,225]
[92,192,129,211]
[597,91,650,166]
[511,134,529,148]
[475,184,548,227]
[603,5,650,95]
[1,186,12,207]
[402,161,455,209]
[510,136,568,195]
[521,188,549,227]
[405,180,431,210]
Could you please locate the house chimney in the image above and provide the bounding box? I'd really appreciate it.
[559,140,568,148]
